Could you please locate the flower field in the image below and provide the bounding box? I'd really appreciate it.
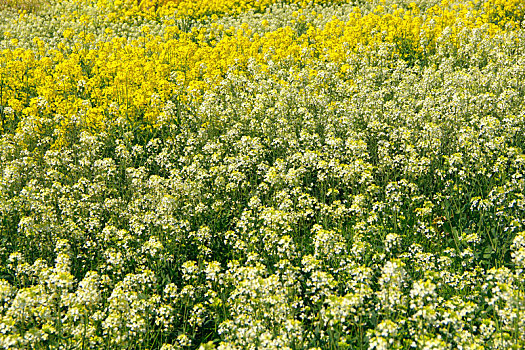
[0,0,525,348]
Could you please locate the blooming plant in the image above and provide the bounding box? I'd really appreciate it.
[1,0,525,348]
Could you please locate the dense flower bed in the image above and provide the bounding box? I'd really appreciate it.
[0,0,524,348]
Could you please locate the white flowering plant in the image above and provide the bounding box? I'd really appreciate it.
[1,0,525,348]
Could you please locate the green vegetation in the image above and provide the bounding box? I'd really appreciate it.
[0,0,525,348]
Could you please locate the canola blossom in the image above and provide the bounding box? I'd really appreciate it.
[0,0,525,348]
